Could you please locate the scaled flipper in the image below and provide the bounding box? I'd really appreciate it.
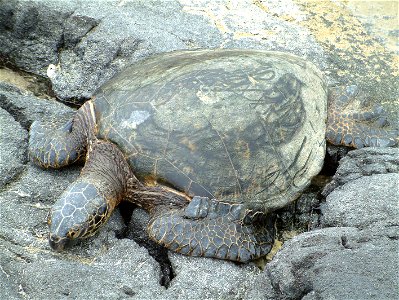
[326,86,398,148]
[29,101,97,168]
[147,196,274,262]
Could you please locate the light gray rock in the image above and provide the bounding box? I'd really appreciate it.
[323,147,399,196]
[267,227,398,300]
[167,253,276,299]
[322,173,399,228]
[0,82,75,127]
[0,236,164,299]
[0,107,27,188]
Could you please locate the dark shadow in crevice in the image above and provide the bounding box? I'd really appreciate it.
[320,144,351,176]
[0,94,31,130]
[0,54,55,99]
[115,201,175,289]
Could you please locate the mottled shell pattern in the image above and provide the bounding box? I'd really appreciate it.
[94,50,327,212]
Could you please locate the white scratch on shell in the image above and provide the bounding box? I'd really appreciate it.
[121,110,150,129]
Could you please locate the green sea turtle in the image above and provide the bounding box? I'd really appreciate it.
[29,49,397,262]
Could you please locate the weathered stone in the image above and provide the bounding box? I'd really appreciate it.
[322,173,399,228]
[0,107,27,188]
[323,148,399,196]
[0,0,325,104]
[267,227,398,299]
[167,253,276,299]
[0,0,398,299]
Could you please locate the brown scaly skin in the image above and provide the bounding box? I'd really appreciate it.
[29,101,97,168]
[47,140,130,250]
[147,197,274,262]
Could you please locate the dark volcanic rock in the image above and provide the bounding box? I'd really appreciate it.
[323,147,399,196]
[0,0,222,103]
[267,227,398,300]
[0,106,27,188]
[0,0,325,104]
[0,0,398,299]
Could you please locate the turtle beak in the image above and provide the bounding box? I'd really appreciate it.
[48,234,69,252]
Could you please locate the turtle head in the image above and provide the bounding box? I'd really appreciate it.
[48,181,112,251]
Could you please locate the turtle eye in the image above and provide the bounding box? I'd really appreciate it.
[97,203,108,217]
[68,229,81,239]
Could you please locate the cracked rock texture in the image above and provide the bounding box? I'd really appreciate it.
[323,148,399,196]
[0,0,398,299]
[0,106,27,187]
[1,0,327,104]
[267,148,399,299]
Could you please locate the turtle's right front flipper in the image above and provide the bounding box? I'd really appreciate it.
[29,101,97,168]
[148,196,274,263]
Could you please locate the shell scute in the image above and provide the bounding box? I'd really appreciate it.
[94,50,327,210]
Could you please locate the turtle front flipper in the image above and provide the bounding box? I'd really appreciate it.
[29,101,97,168]
[326,86,398,148]
[147,196,274,263]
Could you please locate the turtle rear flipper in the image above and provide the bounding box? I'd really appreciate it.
[147,196,274,263]
[326,85,398,148]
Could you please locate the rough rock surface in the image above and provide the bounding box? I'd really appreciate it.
[267,149,399,299]
[0,0,324,103]
[0,106,27,187]
[267,226,398,299]
[323,148,399,196]
[322,172,398,228]
[1,0,397,126]
[1,0,398,299]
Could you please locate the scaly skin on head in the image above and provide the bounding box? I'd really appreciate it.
[48,179,111,250]
[28,100,131,249]
[48,139,132,250]
[47,138,194,251]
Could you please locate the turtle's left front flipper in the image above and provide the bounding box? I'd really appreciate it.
[147,196,275,263]
[326,86,398,148]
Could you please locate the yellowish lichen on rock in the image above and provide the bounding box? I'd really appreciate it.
[344,0,398,54]
[0,68,31,91]
[265,239,283,261]
[295,0,398,79]
[179,0,302,43]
